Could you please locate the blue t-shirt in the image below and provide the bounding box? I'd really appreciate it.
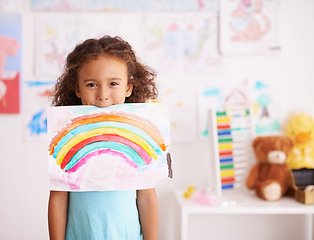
[65,191,143,240]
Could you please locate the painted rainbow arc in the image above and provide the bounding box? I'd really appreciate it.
[48,112,167,172]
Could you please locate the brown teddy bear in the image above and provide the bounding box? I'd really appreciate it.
[246,136,294,201]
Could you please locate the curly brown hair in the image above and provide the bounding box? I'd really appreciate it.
[52,35,158,106]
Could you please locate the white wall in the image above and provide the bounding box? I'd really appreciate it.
[1,0,314,239]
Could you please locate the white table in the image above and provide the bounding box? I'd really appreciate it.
[175,188,314,240]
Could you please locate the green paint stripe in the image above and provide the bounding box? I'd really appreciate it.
[218,138,232,143]
[220,164,234,170]
[216,112,226,116]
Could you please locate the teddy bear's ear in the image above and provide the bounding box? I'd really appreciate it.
[252,136,263,148]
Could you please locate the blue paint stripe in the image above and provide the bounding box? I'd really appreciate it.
[220,158,233,163]
[218,130,231,136]
[222,184,234,190]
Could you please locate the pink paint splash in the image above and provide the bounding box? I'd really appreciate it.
[67,166,87,190]
[65,148,137,173]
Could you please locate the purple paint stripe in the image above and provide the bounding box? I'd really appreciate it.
[65,148,138,173]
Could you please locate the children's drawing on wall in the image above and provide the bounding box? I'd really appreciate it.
[23,81,55,141]
[0,13,21,114]
[197,78,249,138]
[31,0,218,12]
[0,0,23,11]
[219,0,281,55]
[197,78,281,138]
[47,103,172,191]
[157,81,197,142]
[35,14,124,77]
[251,78,281,134]
[142,13,222,74]
[35,15,78,77]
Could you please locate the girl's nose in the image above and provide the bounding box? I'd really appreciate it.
[97,87,109,101]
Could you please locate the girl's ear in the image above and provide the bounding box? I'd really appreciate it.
[75,88,81,99]
[126,83,133,97]
[126,76,133,97]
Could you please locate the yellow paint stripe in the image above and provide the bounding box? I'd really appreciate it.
[220,170,235,177]
[218,144,233,150]
[217,117,231,123]
[56,127,157,165]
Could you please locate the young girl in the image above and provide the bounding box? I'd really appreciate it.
[48,35,159,240]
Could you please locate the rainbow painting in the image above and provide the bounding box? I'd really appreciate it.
[47,103,172,191]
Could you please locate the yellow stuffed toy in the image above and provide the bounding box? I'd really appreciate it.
[285,113,314,169]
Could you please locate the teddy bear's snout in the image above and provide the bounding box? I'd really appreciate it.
[267,150,286,164]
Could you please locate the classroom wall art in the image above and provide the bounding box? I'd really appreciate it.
[0,13,22,114]
[31,0,218,12]
[142,12,222,74]
[250,78,282,135]
[197,77,282,138]
[219,0,281,55]
[47,103,172,191]
[23,80,55,141]
[35,14,124,78]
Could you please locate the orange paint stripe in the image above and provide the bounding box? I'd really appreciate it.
[49,113,165,154]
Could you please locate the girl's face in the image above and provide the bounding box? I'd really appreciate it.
[76,56,133,108]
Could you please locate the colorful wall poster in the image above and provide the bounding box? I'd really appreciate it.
[197,77,281,138]
[219,0,281,55]
[47,103,172,191]
[157,81,197,142]
[142,13,222,74]
[31,0,217,12]
[23,81,55,141]
[35,14,124,78]
[0,13,21,114]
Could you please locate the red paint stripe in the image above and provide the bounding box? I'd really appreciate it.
[217,125,230,130]
[219,151,232,156]
[221,177,235,183]
[61,134,152,169]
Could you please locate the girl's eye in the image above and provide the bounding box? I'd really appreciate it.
[87,83,97,87]
[110,82,118,86]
